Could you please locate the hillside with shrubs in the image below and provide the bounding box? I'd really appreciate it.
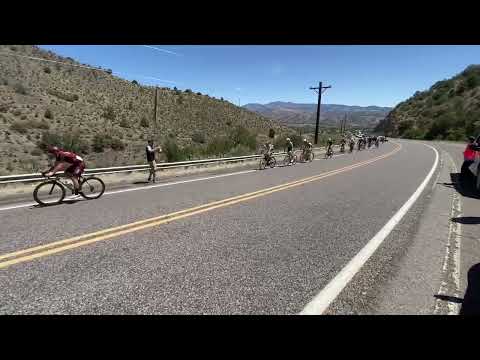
[375,65,480,140]
[0,45,292,175]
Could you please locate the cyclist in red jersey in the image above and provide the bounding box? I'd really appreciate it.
[43,145,86,198]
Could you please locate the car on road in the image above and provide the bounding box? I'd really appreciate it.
[461,135,480,191]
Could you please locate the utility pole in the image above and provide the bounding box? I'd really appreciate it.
[153,86,158,141]
[310,81,332,145]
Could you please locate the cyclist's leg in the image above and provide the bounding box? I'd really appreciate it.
[65,164,81,194]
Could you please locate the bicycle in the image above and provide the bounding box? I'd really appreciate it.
[259,154,277,170]
[324,146,334,159]
[283,151,297,166]
[340,143,345,153]
[299,149,314,162]
[33,173,106,206]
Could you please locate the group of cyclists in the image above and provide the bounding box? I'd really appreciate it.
[260,133,387,169]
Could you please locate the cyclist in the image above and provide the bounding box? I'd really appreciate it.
[43,145,85,199]
[285,137,294,163]
[326,137,334,156]
[302,138,313,160]
[340,137,346,153]
[349,137,355,152]
[263,141,274,162]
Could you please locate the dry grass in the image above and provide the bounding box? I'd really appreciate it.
[0,45,290,174]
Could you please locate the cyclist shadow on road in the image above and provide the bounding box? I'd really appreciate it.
[31,199,84,209]
[451,217,480,225]
[433,263,480,315]
[443,173,480,200]
[460,263,480,315]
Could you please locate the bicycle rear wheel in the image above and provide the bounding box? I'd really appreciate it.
[259,159,266,170]
[269,157,276,168]
[309,152,315,162]
[80,177,105,200]
[33,180,66,206]
[283,155,291,166]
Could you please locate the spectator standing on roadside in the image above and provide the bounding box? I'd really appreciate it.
[146,139,162,183]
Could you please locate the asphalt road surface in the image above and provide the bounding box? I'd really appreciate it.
[0,139,476,315]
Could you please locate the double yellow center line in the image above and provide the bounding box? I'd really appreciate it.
[0,143,401,269]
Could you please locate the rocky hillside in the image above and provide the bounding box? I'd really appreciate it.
[0,45,289,175]
[243,101,391,128]
[375,65,480,140]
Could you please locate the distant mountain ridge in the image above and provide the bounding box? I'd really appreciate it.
[243,101,392,127]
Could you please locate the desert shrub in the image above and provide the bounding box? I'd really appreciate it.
[140,116,149,128]
[206,136,232,157]
[102,105,115,120]
[14,83,27,95]
[110,137,125,151]
[38,131,89,154]
[44,108,54,119]
[43,67,51,74]
[92,134,107,152]
[191,132,206,144]
[30,148,42,156]
[268,128,275,139]
[163,139,184,162]
[229,126,256,150]
[120,117,129,128]
[10,121,28,134]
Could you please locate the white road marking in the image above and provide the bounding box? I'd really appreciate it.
[0,170,256,212]
[300,142,439,315]
[433,151,462,315]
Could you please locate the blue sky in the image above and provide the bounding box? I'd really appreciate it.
[39,45,480,108]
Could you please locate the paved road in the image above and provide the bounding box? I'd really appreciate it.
[0,140,453,314]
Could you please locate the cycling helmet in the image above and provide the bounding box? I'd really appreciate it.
[469,136,475,142]
[47,145,59,154]
[303,138,307,142]
[286,138,290,142]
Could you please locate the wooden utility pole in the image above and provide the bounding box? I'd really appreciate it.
[310,81,332,145]
[153,86,158,141]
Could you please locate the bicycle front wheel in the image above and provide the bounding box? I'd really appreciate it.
[33,180,66,206]
[283,155,291,166]
[80,177,105,200]
[309,152,315,162]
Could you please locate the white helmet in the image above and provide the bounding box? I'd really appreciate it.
[286,138,290,141]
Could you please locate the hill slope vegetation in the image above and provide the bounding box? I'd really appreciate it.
[375,65,480,140]
[0,45,289,174]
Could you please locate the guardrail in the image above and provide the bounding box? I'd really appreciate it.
[0,146,331,185]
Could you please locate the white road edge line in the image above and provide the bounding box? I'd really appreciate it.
[0,169,257,212]
[433,151,462,315]
[300,142,439,315]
